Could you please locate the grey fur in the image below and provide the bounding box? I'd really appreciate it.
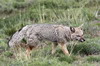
[9,24,72,48]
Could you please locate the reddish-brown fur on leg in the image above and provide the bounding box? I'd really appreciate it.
[29,46,34,50]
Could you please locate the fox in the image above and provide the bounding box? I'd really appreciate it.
[8,24,85,56]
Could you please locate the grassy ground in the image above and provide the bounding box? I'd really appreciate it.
[0,0,100,66]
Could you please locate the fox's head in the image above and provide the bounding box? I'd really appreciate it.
[70,24,85,42]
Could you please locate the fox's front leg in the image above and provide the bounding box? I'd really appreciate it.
[59,43,70,56]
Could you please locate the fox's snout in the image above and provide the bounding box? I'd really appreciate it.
[79,38,85,42]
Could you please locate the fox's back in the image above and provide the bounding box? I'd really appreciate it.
[26,24,61,42]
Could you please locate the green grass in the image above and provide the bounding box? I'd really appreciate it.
[87,55,100,62]
[0,0,100,65]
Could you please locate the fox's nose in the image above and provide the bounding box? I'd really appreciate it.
[80,38,85,42]
[81,39,85,42]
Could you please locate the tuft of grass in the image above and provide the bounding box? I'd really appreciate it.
[3,51,13,57]
[58,54,77,63]
[87,56,100,62]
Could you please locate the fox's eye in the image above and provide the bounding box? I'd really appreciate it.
[76,35,80,37]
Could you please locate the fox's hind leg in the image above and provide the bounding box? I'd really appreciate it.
[26,45,34,57]
[51,42,58,54]
[26,35,40,56]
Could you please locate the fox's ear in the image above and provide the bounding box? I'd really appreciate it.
[70,27,75,33]
[78,24,84,29]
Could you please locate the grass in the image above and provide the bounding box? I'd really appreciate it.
[86,55,100,62]
[0,0,100,65]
